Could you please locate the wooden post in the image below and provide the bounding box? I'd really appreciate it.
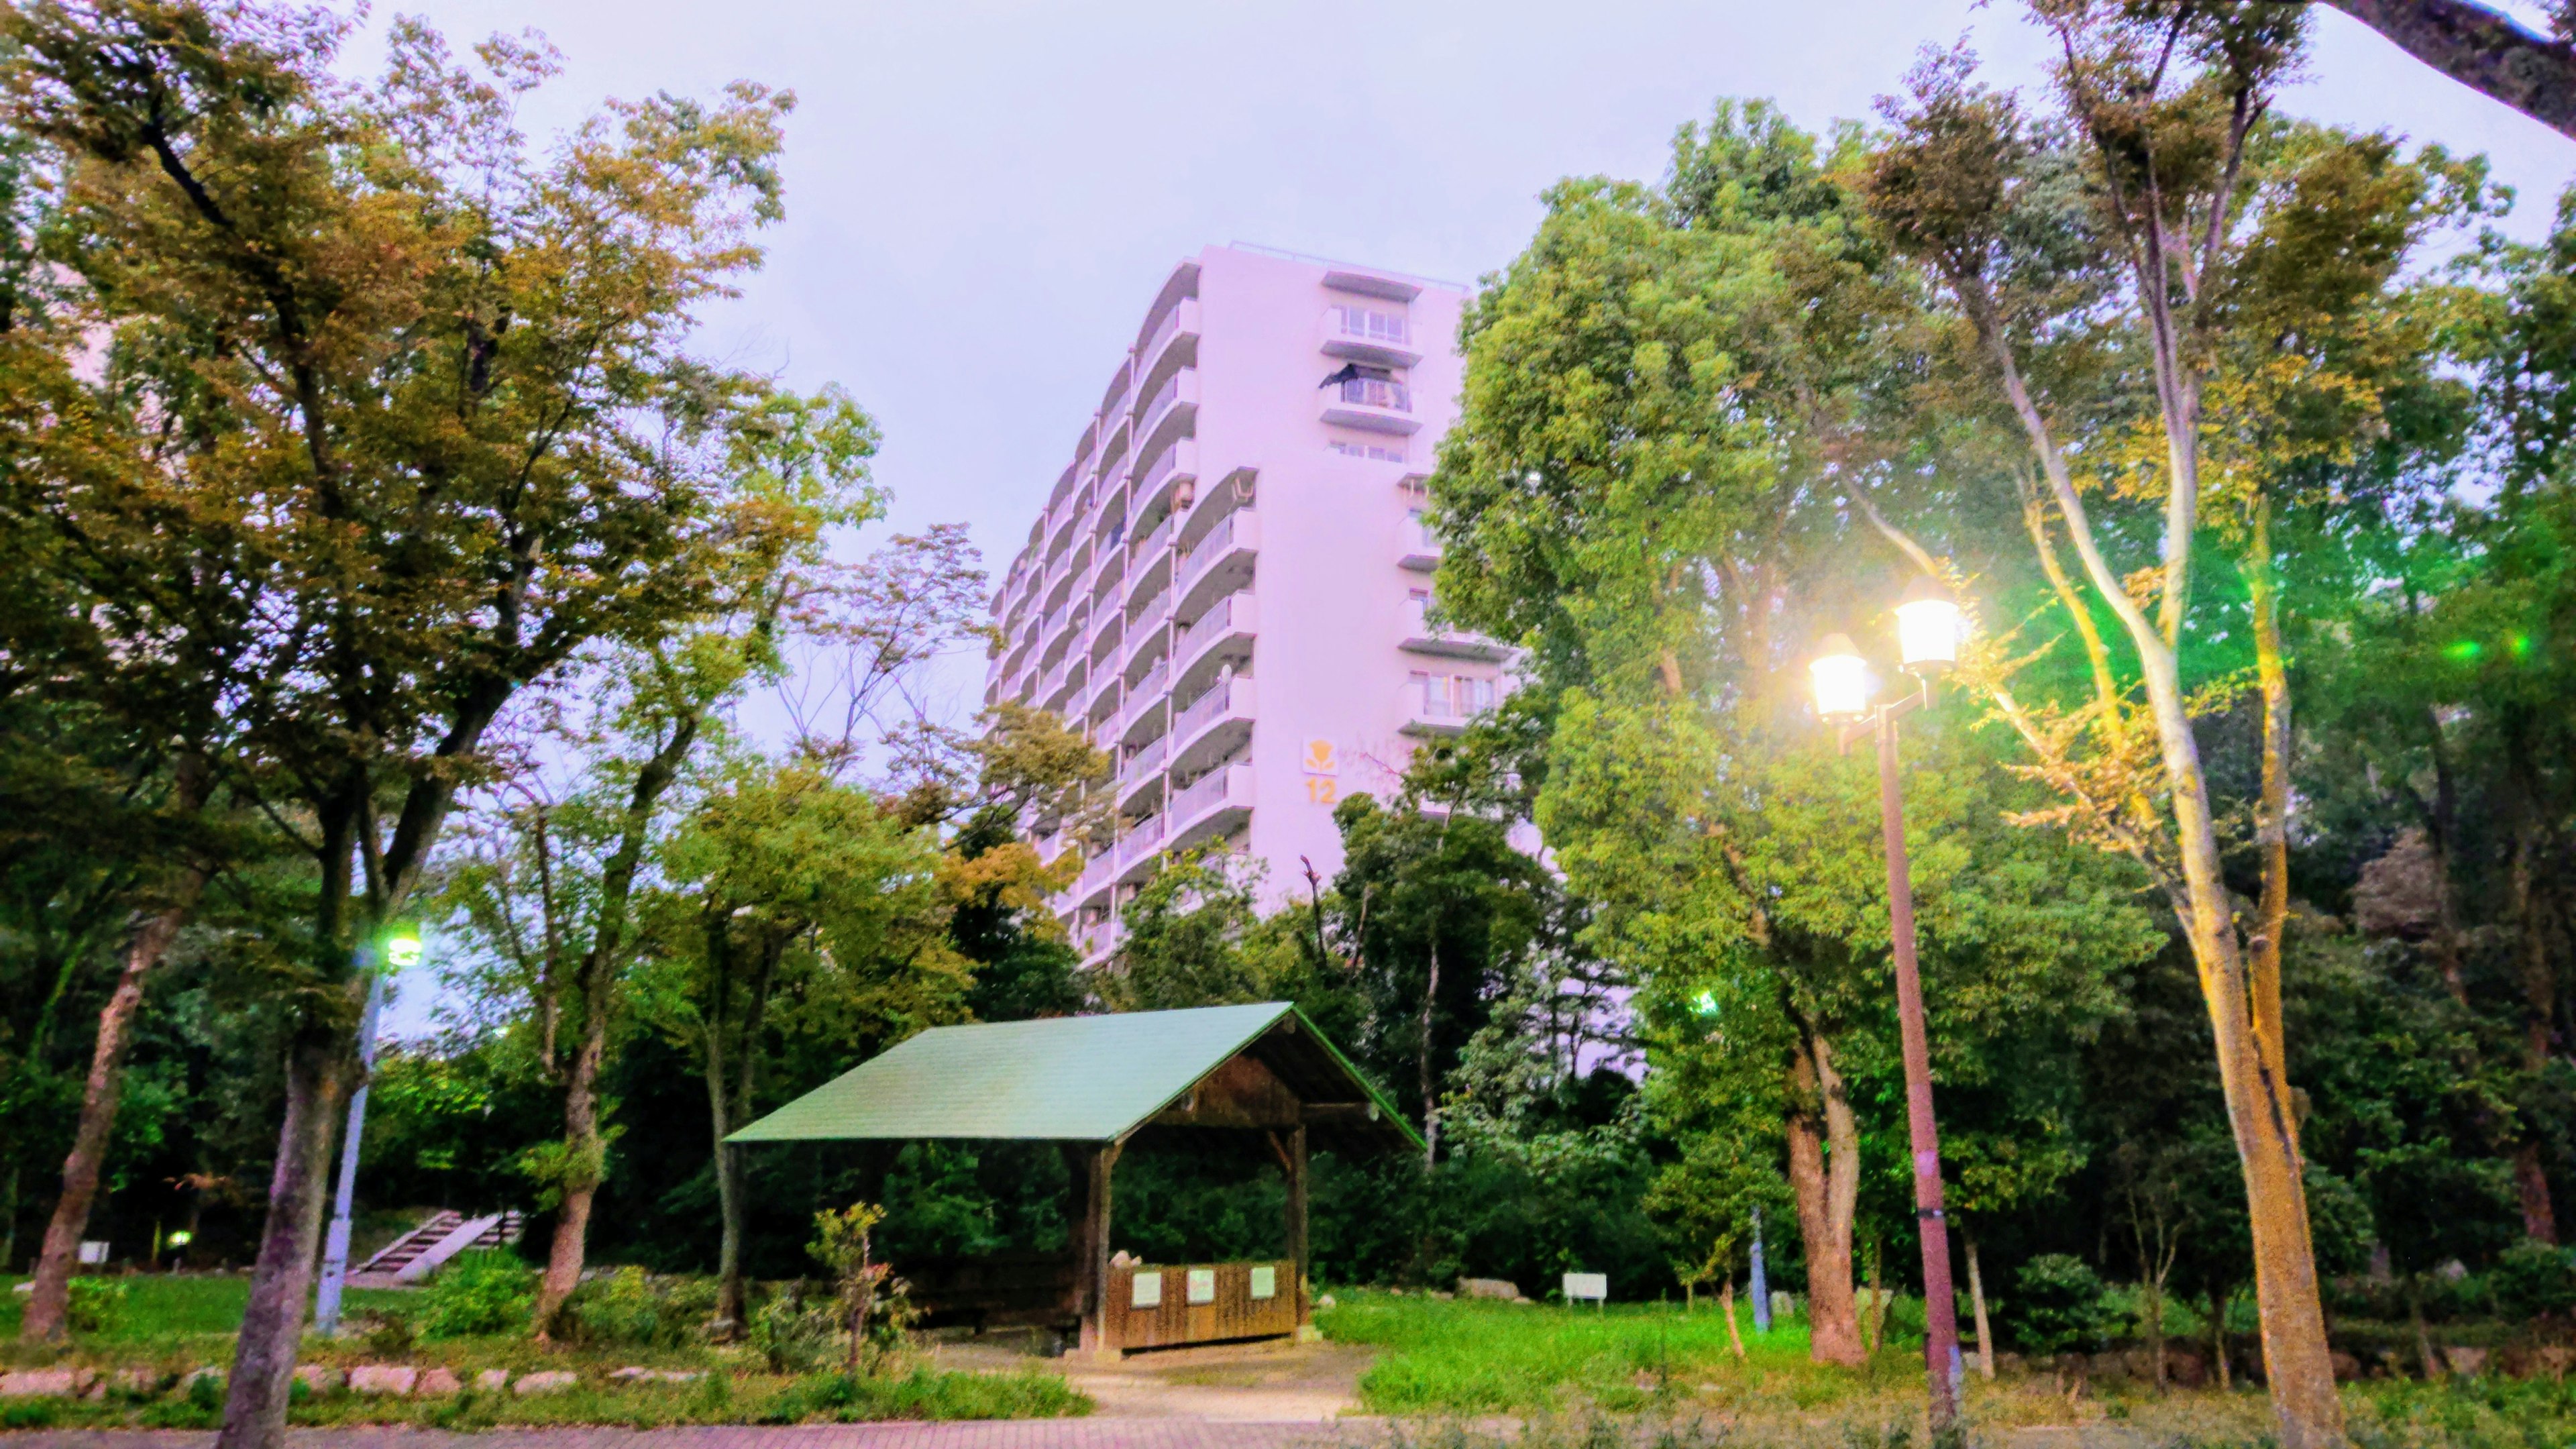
[1286,1123,1309,1333]
[1077,1141,1120,1358]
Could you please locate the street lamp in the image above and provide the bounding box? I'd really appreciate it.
[1810,579,1966,1433]
[313,922,417,1334]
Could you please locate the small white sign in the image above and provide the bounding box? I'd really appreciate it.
[1187,1268,1216,1304]
[76,1240,109,1266]
[1249,1265,1277,1301]
[1562,1271,1607,1303]
[1131,1271,1162,1309]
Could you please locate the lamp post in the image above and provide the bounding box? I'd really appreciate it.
[313,924,421,1335]
[1810,575,1966,1433]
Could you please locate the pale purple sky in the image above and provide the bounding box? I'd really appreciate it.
[368,0,2571,1034]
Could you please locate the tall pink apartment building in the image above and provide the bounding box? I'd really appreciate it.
[983,244,1507,964]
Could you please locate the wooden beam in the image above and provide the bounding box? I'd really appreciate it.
[1271,1125,1309,1332]
[1072,1141,1120,1356]
[1301,1102,1382,1124]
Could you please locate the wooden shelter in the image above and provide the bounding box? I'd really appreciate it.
[728,1002,1417,1356]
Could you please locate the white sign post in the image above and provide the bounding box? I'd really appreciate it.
[1562,1271,1607,1309]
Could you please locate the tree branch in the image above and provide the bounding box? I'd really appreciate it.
[2319,0,2576,140]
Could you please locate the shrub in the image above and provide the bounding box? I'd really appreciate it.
[749,1286,842,1375]
[2004,1254,2112,1354]
[566,1266,718,1348]
[356,1309,419,1358]
[2491,1241,2576,1320]
[65,1278,127,1335]
[420,1249,537,1338]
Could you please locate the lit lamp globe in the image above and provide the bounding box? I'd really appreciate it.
[1809,633,1871,722]
[1894,576,1962,674]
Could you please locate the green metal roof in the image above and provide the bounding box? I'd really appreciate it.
[727,1002,1417,1150]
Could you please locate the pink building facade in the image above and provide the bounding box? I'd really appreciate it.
[984,245,1507,964]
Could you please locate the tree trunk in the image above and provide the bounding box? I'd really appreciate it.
[535,710,705,1332]
[2506,745,2561,1244]
[1973,260,2345,1448]
[2409,1275,2443,1381]
[214,1034,350,1449]
[1966,1232,1995,1381]
[23,881,204,1342]
[1721,1275,1747,1360]
[1786,1022,1862,1365]
[2318,0,2576,140]
[2210,1285,2232,1389]
[1419,936,1440,1169]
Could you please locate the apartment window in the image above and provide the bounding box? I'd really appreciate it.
[1406,509,1440,552]
[1411,670,1495,720]
[1330,439,1405,463]
[1333,305,1411,345]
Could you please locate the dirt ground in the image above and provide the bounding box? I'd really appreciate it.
[928,1332,1375,1424]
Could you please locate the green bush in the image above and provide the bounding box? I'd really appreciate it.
[64,1278,127,1335]
[2489,1241,2576,1321]
[420,1250,536,1338]
[566,1265,718,1347]
[2003,1254,2112,1354]
[749,1286,841,1375]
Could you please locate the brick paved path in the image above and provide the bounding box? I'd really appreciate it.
[3,1419,1395,1449]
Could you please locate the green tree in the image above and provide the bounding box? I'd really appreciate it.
[1862,11,2498,1436]
[0,6,814,1440]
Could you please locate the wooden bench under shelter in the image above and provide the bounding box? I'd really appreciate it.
[727,1001,1419,1358]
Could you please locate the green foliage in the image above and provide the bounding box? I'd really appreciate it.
[2487,1241,2576,1320]
[747,1286,845,1375]
[419,1251,539,1340]
[2003,1254,2113,1354]
[64,1277,126,1334]
[564,1266,717,1348]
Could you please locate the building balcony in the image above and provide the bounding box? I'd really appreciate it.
[1400,708,1468,738]
[1401,600,1506,659]
[1401,512,1442,572]
[1137,297,1200,384]
[1042,657,1083,716]
[1114,812,1168,880]
[1116,734,1167,813]
[1129,439,1197,533]
[1124,591,1173,680]
[1134,368,1199,465]
[1084,669,1122,727]
[1058,853,1116,918]
[1040,651,1078,709]
[1038,602,1086,672]
[1095,415,1131,487]
[1176,510,1256,620]
[1173,590,1254,701]
[1120,657,1169,740]
[1169,676,1254,781]
[1321,376,1418,435]
[1128,511,1176,584]
[1087,609,1123,671]
[1076,913,1118,969]
[1168,761,1254,853]
[1321,307,1421,368]
[1088,541,1127,608]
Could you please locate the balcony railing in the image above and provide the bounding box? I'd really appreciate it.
[1128,587,1172,642]
[1135,370,1183,428]
[1138,513,1179,570]
[1139,301,1191,372]
[1175,592,1252,669]
[1403,598,1505,659]
[1134,439,1187,502]
[1124,659,1169,727]
[1171,761,1252,828]
[1332,377,1410,411]
[1120,733,1168,789]
[1181,511,1252,589]
[1115,814,1167,869]
[1173,676,1251,743]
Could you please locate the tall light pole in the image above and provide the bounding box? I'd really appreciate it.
[313,924,420,1335]
[1810,576,1966,1434]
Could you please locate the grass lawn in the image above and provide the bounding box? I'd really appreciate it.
[0,1273,1088,1431]
[1312,1290,2576,1448]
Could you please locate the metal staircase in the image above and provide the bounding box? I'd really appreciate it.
[349,1209,525,1287]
